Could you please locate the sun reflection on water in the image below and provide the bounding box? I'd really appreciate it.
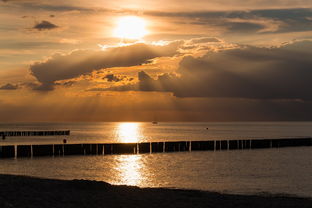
[115,122,142,143]
[110,123,146,186]
[113,155,144,186]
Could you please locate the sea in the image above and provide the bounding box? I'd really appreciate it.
[0,122,311,198]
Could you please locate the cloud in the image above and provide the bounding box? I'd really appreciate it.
[4,1,311,34]
[0,83,18,90]
[30,41,181,90]
[188,37,221,44]
[103,40,312,101]
[1,40,73,50]
[148,8,312,34]
[3,0,312,10]
[104,74,124,82]
[1,1,107,13]
[33,20,58,31]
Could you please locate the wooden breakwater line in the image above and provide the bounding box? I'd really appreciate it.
[0,131,70,140]
[0,137,311,158]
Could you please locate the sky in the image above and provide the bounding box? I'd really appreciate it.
[0,0,312,122]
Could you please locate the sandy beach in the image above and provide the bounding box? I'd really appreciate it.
[0,174,311,208]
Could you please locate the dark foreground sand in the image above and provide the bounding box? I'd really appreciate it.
[0,174,311,208]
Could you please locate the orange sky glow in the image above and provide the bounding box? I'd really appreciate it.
[1,0,312,121]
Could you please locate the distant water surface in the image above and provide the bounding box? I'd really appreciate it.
[1,122,312,144]
[0,122,311,198]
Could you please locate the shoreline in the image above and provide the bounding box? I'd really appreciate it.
[0,174,311,208]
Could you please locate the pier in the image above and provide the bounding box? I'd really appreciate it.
[0,137,311,158]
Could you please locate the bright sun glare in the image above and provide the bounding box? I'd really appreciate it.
[116,122,142,143]
[113,16,148,40]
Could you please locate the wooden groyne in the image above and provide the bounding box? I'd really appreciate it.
[0,137,311,158]
[1,131,70,140]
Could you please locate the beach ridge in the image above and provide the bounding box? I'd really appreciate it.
[0,174,311,208]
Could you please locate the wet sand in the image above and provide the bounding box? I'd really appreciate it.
[0,174,311,208]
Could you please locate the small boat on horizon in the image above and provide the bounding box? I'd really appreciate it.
[152,121,158,124]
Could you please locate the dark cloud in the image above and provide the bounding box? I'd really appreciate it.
[20,82,40,89]
[4,1,311,34]
[0,41,73,50]
[104,74,123,82]
[3,1,107,13]
[137,71,180,92]
[223,22,265,33]
[30,4,94,12]
[188,37,221,44]
[33,20,58,31]
[57,81,76,87]
[147,8,312,34]
[4,2,311,34]
[30,41,181,90]
[104,40,312,101]
[0,83,18,90]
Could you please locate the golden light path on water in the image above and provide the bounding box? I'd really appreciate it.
[113,155,144,186]
[112,122,145,186]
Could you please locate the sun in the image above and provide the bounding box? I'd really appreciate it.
[113,16,148,40]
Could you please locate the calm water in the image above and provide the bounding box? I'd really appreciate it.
[0,122,312,197]
[1,122,312,144]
